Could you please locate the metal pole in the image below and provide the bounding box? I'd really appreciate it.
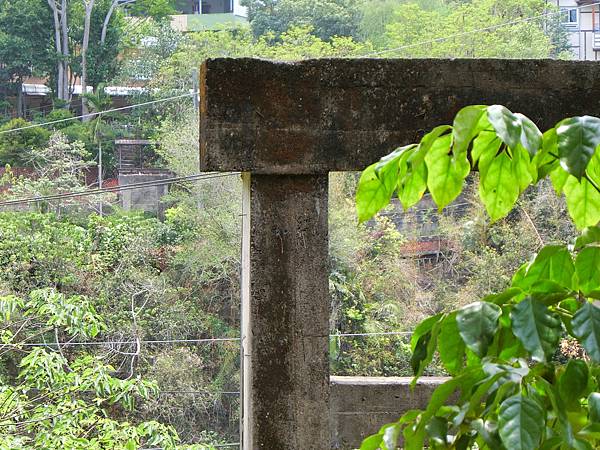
[98,141,103,216]
[192,69,199,113]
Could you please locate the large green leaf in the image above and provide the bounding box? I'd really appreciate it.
[558,360,589,409]
[575,246,600,296]
[498,394,545,450]
[472,130,501,168]
[356,144,418,222]
[511,146,535,193]
[511,297,561,362]
[438,312,465,375]
[556,116,600,179]
[515,113,543,158]
[575,226,600,250]
[425,135,469,209]
[456,302,502,357]
[452,105,488,156]
[404,368,483,450]
[410,125,452,167]
[397,160,427,210]
[487,105,521,150]
[479,152,519,222]
[411,313,443,351]
[513,245,575,291]
[572,302,600,362]
[564,175,600,230]
[550,165,570,194]
[589,393,600,422]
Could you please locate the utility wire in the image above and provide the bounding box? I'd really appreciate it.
[359,2,600,58]
[0,92,195,135]
[0,172,240,207]
[2,332,412,348]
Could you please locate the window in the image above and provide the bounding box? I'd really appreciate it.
[201,0,233,14]
[561,8,579,27]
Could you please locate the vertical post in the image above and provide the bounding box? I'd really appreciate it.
[241,173,330,449]
[192,69,199,114]
[98,141,103,216]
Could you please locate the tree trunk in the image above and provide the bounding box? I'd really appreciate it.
[16,81,23,118]
[81,0,94,120]
[61,0,70,104]
[101,0,118,45]
[47,0,64,100]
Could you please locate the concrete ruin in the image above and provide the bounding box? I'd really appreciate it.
[200,58,600,449]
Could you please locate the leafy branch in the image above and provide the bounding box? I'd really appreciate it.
[357,105,600,450]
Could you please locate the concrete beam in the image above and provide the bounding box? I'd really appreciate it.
[330,376,450,449]
[200,58,600,174]
[241,174,330,449]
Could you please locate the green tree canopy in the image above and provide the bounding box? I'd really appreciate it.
[242,0,363,41]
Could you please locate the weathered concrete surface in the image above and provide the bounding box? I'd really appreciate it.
[242,174,330,449]
[200,58,600,174]
[330,376,450,449]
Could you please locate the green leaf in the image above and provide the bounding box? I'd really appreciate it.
[483,287,523,306]
[588,392,600,422]
[473,131,502,186]
[452,105,488,156]
[405,369,482,450]
[360,434,383,450]
[511,297,561,362]
[425,135,469,209]
[356,162,398,223]
[572,302,600,362]
[564,175,600,230]
[498,394,545,450]
[479,152,520,222]
[516,113,543,158]
[575,246,600,296]
[550,165,570,194]
[438,312,465,376]
[410,314,443,381]
[472,419,503,450]
[559,360,589,409]
[533,128,558,181]
[411,313,443,351]
[397,160,427,210]
[511,146,535,193]
[487,105,522,150]
[556,116,600,179]
[410,125,452,167]
[456,302,502,357]
[513,245,575,292]
[425,416,448,446]
[381,423,401,450]
[575,226,600,249]
[410,331,431,375]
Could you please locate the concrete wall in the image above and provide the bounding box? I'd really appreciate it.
[330,376,449,449]
[118,172,171,216]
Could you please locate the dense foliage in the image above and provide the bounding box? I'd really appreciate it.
[0,0,585,445]
[357,106,600,449]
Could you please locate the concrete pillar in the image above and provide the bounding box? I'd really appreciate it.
[241,173,330,449]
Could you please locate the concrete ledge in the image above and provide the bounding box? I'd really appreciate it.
[201,58,600,174]
[330,376,450,449]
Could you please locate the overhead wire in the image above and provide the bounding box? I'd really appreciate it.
[0,92,195,135]
[0,172,240,207]
[2,332,412,349]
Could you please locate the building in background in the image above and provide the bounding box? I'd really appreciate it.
[170,0,247,32]
[554,0,600,60]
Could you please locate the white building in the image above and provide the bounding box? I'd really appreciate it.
[554,0,600,60]
[170,0,248,32]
